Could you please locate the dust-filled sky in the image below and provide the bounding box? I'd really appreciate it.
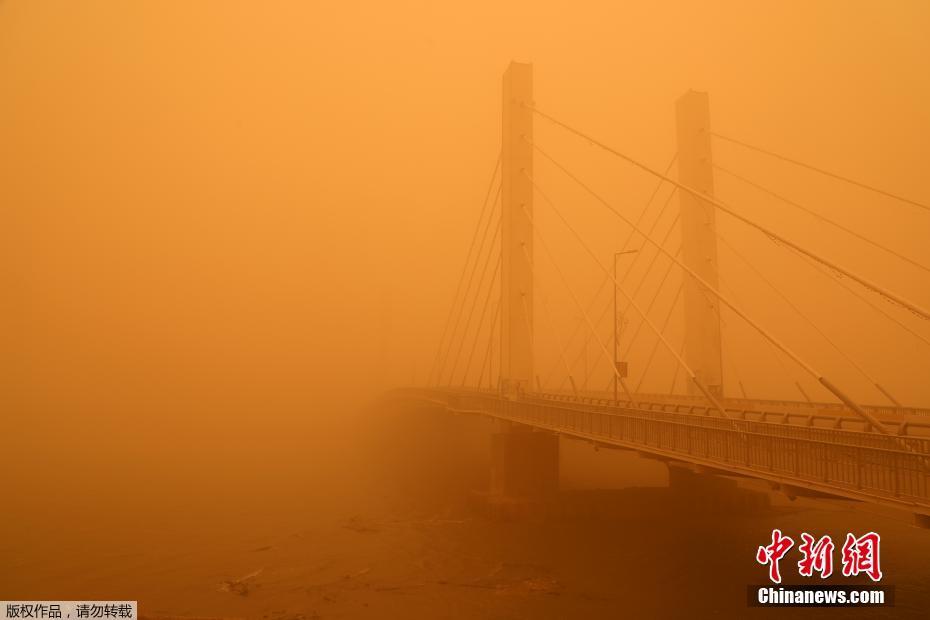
[4,0,930,462]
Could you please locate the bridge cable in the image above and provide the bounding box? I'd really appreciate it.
[715,164,930,275]
[518,291,539,390]
[553,218,673,394]
[794,380,814,404]
[692,189,869,404]
[429,161,500,386]
[517,203,639,405]
[619,247,681,375]
[681,173,795,402]
[668,337,686,395]
[477,299,501,391]
[711,132,930,214]
[717,231,902,407]
[573,298,627,396]
[577,307,631,397]
[721,316,750,400]
[634,281,751,400]
[442,188,501,384]
[605,156,680,303]
[523,172,733,420]
[634,283,684,393]
[537,184,726,400]
[546,155,679,382]
[694,285,753,400]
[428,156,500,385]
[551,184,680,392]
[614,209,729,398]
[785,243,930,351]
[717,275,813,403]
[615,214,682,358]
[555,288,616,393]
[527,106,930,321]
[437,184,501,384]
[527,137,889,433]
[697,163,817,402]
[555,189,692,396]
[460,255,501,387]
[609,188,681,321]
[518,241,581,397]
[555,221,676,399]
[447,218,502,385]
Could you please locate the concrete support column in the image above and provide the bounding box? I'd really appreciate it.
[500,61,534,396]
[490,428,559,498]
[676,91,724,397]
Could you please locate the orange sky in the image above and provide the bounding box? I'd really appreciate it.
[3,0,930,440]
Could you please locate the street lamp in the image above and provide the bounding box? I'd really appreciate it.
[613,249,638,402]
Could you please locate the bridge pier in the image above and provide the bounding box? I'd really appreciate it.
[490,422,559,500]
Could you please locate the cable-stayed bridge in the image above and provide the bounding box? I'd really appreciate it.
[390,62,930,524]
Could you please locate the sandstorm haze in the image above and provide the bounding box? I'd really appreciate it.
[3,1,930,617]
[6,0,930,417]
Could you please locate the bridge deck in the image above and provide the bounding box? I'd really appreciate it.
[394,388,930,516]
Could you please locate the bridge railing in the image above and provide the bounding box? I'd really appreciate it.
[525,391,930,438]
[400,388,930,511]
[633,391,930,418]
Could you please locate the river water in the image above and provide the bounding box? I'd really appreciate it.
[3,401,928,619]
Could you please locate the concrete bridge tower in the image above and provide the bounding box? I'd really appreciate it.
[676,91,724,397]
[491,62,558,503]
[500,61,534,396]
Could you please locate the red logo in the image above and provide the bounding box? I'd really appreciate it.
[756,529,794,584]
[757,530,882,583]
[841,532,882,582]
[798,533,834,578]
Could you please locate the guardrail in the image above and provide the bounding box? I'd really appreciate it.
[525,391,930,438]
[393,387,930,514]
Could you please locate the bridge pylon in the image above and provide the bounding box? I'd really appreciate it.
[676,91,724,397]
[500,62,534,395]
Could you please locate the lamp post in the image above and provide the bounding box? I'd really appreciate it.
[613,249,638,402]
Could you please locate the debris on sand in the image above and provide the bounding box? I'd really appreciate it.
[304,566,375,604]
[373,582,427,593]
[219,568,264,596]
[403,516,470,528]
[346,567,371,579]
[261,611,320,620]
[306,567,372,594]
[448,563,562,596]
[342,516,380,533]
